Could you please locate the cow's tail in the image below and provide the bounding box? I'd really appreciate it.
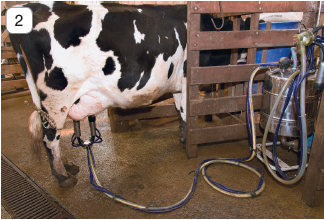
[29,110,43,160]
[10,33,44,160]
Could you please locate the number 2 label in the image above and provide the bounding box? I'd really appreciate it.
[15,14,23,26]
[6,7,33,34]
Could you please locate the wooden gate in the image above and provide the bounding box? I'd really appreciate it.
[185,1,322,158]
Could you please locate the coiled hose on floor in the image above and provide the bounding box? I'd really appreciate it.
[72,118,265,212]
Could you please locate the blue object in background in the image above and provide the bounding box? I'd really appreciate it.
[307,132,314,149]
[256,21,300,64]
[250,21,300,94]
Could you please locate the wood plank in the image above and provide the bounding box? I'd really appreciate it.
[319,169,324,191]
[190,94,262,116]
[1,46,17,59]
[1,30,9,45]
[1,64,23,75]
[302,91,324,207]
[1,16,5,26]
[191,29,297,51]
[108,108,129,133]
[186,5,200,158]
[191,64,268,85]
[1,79,28,91]
[1,75,25,81]
[190,1,262,14]
[189,123,263,145]
[119,104,178,121]
[246,13,259,64]
[190,1,321,14]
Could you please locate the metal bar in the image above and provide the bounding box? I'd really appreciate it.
[1,154,75,219]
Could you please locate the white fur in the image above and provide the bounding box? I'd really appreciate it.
[133,20,145,44]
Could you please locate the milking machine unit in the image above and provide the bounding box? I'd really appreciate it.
[248,28,324,184]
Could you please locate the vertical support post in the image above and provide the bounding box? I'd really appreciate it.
[302,92,324,207]
[108,108,129,133]
[241,13,260,122]
[186,2,200,158]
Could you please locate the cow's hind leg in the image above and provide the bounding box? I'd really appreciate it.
[43,126,78,187]
[29,111,77,187]
[173,81,187,147]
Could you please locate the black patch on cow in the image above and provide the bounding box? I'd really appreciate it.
[102,57,116,75]
[9,28,53,82]
[74,98,80,105]
[97,4,187,92]
[136,53,156,90]
[18,55,28,75]
[183,60,187,77]
[168,62,174,79]
[45,67,68,91]
[53,2,93,49]
[56,135,60,140]
[43,127,56,142]
[39,89,47,101]
[180,106,184,113]
[23,3,52,28]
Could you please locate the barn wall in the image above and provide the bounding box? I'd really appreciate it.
[119,1,186,5]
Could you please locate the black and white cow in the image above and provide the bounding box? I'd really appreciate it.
[10,2,187,187]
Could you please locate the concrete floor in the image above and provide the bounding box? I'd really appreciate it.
[1,91,324,218]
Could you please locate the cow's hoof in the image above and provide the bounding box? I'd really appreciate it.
[64,163,79,175]
[59,174,78,187]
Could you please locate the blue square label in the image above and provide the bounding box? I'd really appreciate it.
[6,7,33,34]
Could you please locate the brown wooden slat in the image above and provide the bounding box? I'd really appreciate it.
[186,4,200,158]
[190,1,320,14]
[190,1,262,14]
[1,64,23,75]
[189,122,263,145]
[108,108,129,133]
[119,104,178,121]
[302,91,324,207]
[190,94,262,116]
[1,75,25,81]
[191,29,297,51]
[1,79,28,91]
[1,30,9,45]
[191,64,268,85]
[1,46,17,59]
[246,13,260,65]
[319,169,324,191]
[1,16,5,26]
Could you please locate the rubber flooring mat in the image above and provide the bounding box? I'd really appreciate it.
[1,154,75,219]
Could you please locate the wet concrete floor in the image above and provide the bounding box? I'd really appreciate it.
[1,91,324,218]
